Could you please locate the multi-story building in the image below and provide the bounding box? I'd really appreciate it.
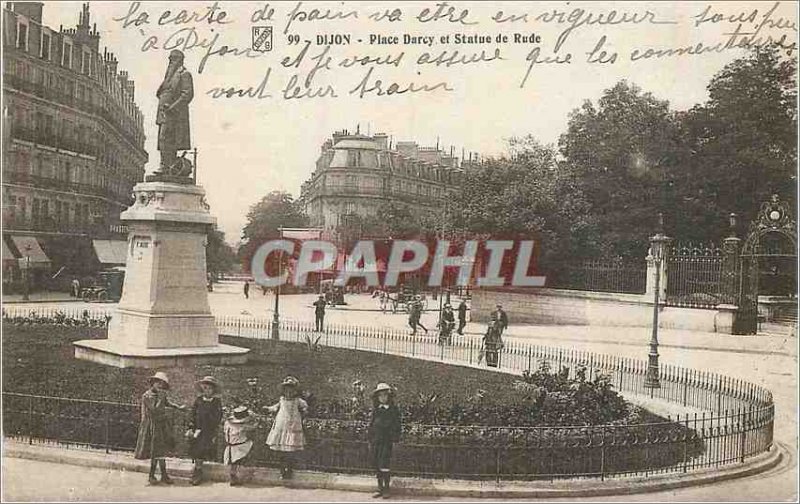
[2,2,147,292]
[300,130,470,238]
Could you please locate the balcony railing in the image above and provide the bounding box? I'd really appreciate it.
[4,73,145,151]
[9,125,97,157]
[3,170,132,204]
[317,185,446,204]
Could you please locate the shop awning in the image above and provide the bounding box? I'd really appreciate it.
[92,240,128,266]
[11,236,50,265]
[2,239,16,264]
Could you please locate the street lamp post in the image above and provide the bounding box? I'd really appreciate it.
[644,213,669,391]
[271,228,283,340]
[21,244,32,301]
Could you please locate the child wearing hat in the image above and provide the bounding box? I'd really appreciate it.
[369,383,402,499]
[264,376,308,479]
[224,405,258,486]
[186,376,224,485]
[134,372,186,485]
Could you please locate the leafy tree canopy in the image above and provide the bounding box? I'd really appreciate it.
[239,191,308,264]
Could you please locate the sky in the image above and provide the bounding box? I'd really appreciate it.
[35,1,799,244]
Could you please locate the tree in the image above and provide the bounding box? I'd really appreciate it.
[239,191,308,266]
[445,137,597,277]
[676,45,797,240]
[206,226,236,279]
[361,201,431,239]
[558,81,684,257]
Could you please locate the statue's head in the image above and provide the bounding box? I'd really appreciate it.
[167,49,185,67]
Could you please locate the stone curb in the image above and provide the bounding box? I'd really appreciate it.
[3,439,784,498]
[3,299,84,304]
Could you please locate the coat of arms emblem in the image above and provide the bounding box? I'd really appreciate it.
[252,26,273,52]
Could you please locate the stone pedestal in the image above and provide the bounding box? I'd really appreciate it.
[74,181,249,368]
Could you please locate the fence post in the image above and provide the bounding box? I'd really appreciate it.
[383,330,387,354]
[682,413,689,472]
[105,404,111,454]
[28,395,34,445]
[527,346,532,372]
[682,368,688,407]
[600,427,606,482]
[495,446,501,483]
[739,408,746,463]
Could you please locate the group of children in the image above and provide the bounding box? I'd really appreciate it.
[134,372,402,498]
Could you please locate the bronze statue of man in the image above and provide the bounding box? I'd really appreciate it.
[156,49,194,174]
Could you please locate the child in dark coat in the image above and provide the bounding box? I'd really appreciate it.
[186,376,223,485]
[134,372,186,485]
[369,383,402,498]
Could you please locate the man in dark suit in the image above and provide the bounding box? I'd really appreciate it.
[456,299,468,335]
[490,304,508,337]
[313,295,327,331]
[156,49,194,174]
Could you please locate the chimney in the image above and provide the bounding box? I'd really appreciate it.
[373,133,388,150]
[12,2,44,23]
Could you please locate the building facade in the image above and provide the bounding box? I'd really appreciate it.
[2,2,147,292]
[300,130,471,239]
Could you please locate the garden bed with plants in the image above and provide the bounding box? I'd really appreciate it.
[2,325,703,478]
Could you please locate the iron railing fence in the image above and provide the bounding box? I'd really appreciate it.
[2,392,773,480]
[666,242,735,309]
[3,308,775,480]
[548,258,647,295]
[2,306,774,414]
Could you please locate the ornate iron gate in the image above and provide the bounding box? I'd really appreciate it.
[734,195,797,335]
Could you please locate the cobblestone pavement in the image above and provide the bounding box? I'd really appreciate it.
[2,446,795,502]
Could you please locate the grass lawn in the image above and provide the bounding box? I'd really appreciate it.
[2,326,516,409]
[2,326,701,477]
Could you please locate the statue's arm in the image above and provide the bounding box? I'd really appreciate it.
[169,72,194,110]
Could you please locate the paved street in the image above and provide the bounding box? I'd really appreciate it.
[3,283,797,501]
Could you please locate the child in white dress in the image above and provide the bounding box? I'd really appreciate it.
[264,376,308,479]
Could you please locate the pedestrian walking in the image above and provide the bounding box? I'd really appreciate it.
[134,372,186,485]
[439,303,455,345]
[490,304,508,337]
[457,299,468,335]
[264,376,308,480]
[313,295,327,332]
[243,280,250,299]
[408,296,428,335]
[186,376,223,485]
[481,320,505,367]
[224,405,258,486]
[369,383,402,499]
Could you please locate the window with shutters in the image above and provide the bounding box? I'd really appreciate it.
[40,31,51,60]
[16,20,28,51]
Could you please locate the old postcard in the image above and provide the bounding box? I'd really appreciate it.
[1,1,797,502]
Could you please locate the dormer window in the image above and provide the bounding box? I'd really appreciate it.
[62,39,73,68]
[40,31,51,60]
[16,19,29,51]
[81,48,91,76]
